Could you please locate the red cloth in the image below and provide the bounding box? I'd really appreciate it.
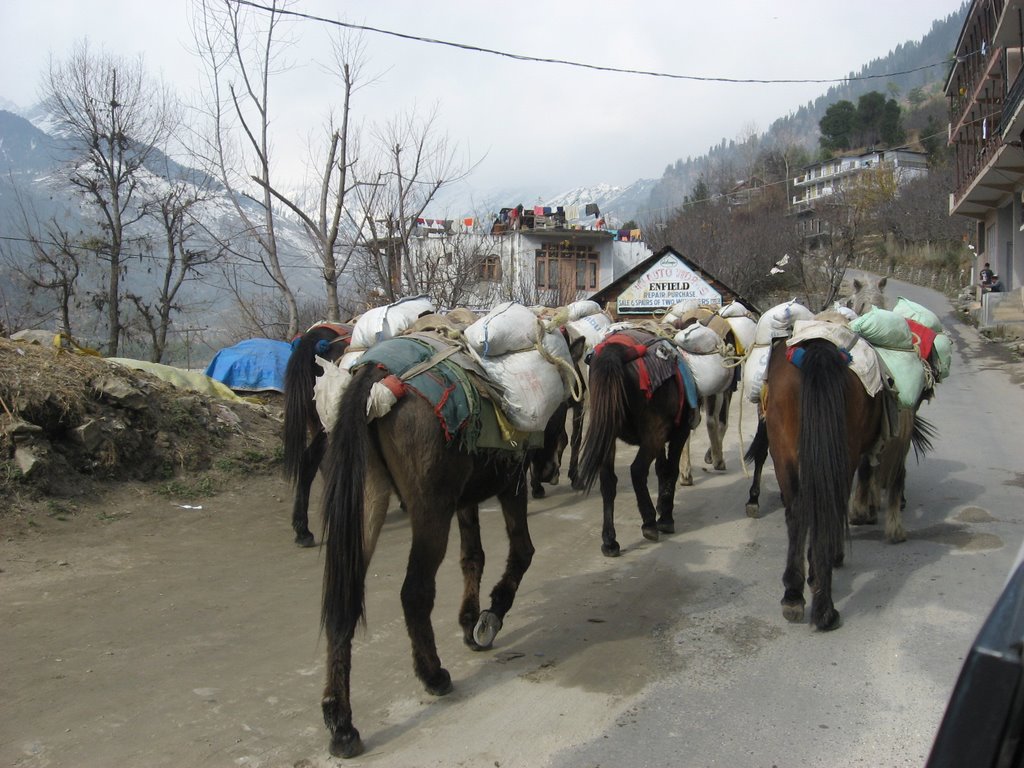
[904,318,937,361]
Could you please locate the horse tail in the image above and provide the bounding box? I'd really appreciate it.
[575,346,628,492]
[320,364,380,635]
[744,416,769,466]
[910,412,937,462]
[283,326,342,485]
[796,342,853,560]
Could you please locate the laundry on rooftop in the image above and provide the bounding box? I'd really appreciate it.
[412,202,642,242]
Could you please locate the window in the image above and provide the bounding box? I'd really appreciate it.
[535,242,600,293]
[478,255,501,282]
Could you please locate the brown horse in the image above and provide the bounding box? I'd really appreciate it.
[319,334,575,758]
[573,328,695,556]
[282,322,352,547]
[762,338,885,630]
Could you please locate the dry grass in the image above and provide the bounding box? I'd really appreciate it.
[0,338,285,526]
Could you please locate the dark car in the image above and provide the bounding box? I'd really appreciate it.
[926,552,1024,767]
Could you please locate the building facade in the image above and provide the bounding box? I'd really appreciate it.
[946,0,1024,290]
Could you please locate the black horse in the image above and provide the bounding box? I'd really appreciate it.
[282,322,352,547]
[574,328,696,556]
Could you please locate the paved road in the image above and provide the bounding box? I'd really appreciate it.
[2,278,1022,768]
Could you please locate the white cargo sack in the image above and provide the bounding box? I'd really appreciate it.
[742,345,773,404]
[724,315,756,355]
[679,350,732,396]
[719,301,752,319]
[471,330,572,431]
[350,296,435,350]
[753,300,815,345]
[674,324,721,354]
[567,300,603,321]
[566,311,612,350]
[465,301,544,357]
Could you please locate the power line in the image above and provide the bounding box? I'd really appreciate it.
[230,0,956,86]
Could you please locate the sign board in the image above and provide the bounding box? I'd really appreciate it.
[616,253,721,313]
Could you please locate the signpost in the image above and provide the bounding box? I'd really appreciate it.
[616,253,721,313]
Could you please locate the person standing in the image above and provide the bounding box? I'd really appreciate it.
[980,262,995,285]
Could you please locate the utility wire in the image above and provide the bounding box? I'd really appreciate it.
[229,0,957,86]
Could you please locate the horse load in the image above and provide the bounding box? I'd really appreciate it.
[275,278,950,757]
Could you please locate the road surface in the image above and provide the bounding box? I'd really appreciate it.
[2,278,1023,768]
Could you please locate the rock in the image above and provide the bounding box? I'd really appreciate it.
[2,418,44,441]
[72,419,105,452]
[92,375,148,410]
[14,444,45,477]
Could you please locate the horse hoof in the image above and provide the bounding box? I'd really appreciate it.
[657,519,675,534]
[849,515,877,526]
[601,542,621,557]
[425,669,453,696]
[886,529,907,544]
[295,532,315,548]
[745,503,760,519]
[473,611,503,649]
[781,602,805,623]
[329,729,364,759]
[531,486,546,499]
[713,461,726,471]
[704,449,713,464]
[679,475,694,487]
[641,525,660,542]
[813,609,842,632]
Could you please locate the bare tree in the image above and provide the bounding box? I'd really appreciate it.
[189,0,300,338]
[126,172,221,362]
[348,107,468,304]
[803,165,897,309]
[42,40,176,355]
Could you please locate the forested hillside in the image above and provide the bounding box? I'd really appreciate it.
[647,5,967,212]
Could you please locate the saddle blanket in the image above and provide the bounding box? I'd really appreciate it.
[355,336,480,449]
[788,320,884,397]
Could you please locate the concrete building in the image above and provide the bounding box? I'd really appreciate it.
[946,0,1024,329]
[406,208,651,309]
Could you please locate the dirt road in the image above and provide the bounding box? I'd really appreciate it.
[3,281,1023,768]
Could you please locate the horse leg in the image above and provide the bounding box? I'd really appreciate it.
[401,506,456,696]
[567,400,584,486]
[808,517,841,631]
[455,503,486,649]
[630,446,660,542]
[849,455,879,526]
[322,626,363,758]
[744,418,769,518]
[292,429,326,547]
[679,432,694,487]
[704,393,727,471]
[656,429,687,533]
[473,477,534,649]
[775,461,807,623]
[884,458,909,544]
[599,456,621,557]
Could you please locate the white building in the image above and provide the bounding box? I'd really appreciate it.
[791,148,930,208]
[406,209,651,309]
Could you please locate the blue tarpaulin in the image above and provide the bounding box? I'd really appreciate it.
[204,338,292,393]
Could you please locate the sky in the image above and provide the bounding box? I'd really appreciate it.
[0,0,965,213]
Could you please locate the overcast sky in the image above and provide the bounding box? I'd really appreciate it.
[0,0,964,211]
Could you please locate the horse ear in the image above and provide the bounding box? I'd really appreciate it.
[852,278,863,291]
[878,276,887,289]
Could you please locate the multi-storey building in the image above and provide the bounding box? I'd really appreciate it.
[946,0,1024,290]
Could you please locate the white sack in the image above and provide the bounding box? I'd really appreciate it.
[465,301,544,357]
[680,351,733,397]
[350,296,434,350]
[674,323,721,354]
[742,345,773,404]
[753,300,814,345]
